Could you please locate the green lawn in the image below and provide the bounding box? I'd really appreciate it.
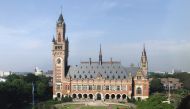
[57,104,82,109]
[56,104,129,109]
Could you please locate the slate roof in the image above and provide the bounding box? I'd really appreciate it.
[67,61,140,80]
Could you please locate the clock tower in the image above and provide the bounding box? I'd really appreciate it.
[52,13,69,99]
[140,45,148,76]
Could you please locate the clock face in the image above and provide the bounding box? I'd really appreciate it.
[57,58,61,64]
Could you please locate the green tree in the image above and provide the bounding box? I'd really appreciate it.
[136,93,174,109]
[150,78,164,94]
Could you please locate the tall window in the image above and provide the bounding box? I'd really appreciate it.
[117,86,120,91]
[56,85,61,90]
[97,85,101,90]
[78,85,82,90]
[89,85,92,90]
[106,85,109,90]
[83,85,87,90]
[137,87,142,94]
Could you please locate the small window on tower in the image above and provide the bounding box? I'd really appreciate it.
[58,33,61,42]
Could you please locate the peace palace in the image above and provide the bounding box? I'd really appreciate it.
[52,13,149,101]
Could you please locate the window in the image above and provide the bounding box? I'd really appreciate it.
[121,86,127,91]
[117,86,120,91]
[137,76,141,80]
[83,85,87,90]
[112,75,115,79]
[74,75,76,78]
[106,85,109,90]
[85,75,87,78]
[137,87,142,94]
[110,85,115,90]
[90,75,93,78]
[124,76,126,79]
[78,85,82,90]
[107,75,109,79]
[89,85,92,90]
[79,75,82,78]
[118,75,120,79]
[56,85,61,90]
[97,85,101,90]
[72,85,77,90]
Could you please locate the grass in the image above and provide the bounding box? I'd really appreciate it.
[80,106,107,109]
[56,104,129,109]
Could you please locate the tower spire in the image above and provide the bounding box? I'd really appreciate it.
[99,44,102,65]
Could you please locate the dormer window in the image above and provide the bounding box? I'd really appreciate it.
[118,76,120,79]
[112,75,115,79]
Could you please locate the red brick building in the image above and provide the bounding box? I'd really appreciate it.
[52,13,149,101]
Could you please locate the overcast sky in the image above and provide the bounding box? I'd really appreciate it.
[0,0,189,72]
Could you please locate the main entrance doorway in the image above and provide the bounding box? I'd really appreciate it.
[97,93,101,100]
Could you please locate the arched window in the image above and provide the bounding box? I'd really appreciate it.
[79,75,82,78]
[74,75,76,78]
[90,75,93,78]
[137,87,142,94]
[85,75,87,78]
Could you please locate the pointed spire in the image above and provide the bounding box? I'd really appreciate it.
[99,44,102,65]
[142,44,147,57]
[57,7,64,23]
[52,36,55,42]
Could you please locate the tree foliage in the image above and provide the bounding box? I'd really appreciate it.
[136,93,174,109]
[150,78,164,94]
[0,73,52,109]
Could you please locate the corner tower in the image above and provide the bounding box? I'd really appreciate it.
[52,13,69,98]
[140,44,148,76]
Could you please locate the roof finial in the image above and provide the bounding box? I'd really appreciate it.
[99,44,102,65]
[61,5,63,14]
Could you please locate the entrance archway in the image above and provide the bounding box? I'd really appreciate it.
[105,94,109,99]
[111,94,115,99]
[89,94,93,99]
[78,94,82,99]
[72,94,76,99]
[117,94,121,99]
[83,94,87,99]
[97,93,101,100]
[57,93,61,98]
